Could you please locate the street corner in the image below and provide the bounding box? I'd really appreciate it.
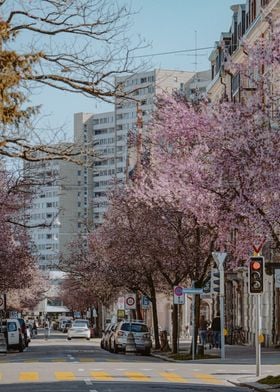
[230,376,280,392]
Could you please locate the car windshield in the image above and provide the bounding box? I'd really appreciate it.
[121,323,148,333]
[73,322,88,328]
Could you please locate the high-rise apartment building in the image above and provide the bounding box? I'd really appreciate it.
[75,69,199,227]
[25,154,83,270]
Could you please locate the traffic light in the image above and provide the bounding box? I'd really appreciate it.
[249,256,264,294]
[211,268,220,293]
[203,273,211,294]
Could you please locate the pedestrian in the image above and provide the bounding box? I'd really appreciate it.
[211,313,221,348]
[33,321,37,336]
[198,315,209,347]
[44,319,50,340]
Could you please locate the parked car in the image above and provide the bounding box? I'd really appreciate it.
[62,321,72,333]
[110,321,152,355]
[59,319,71,331]
[67,320,90,340]
[101,323,115,350]
[1,319,25,352]
[17,318,29,347]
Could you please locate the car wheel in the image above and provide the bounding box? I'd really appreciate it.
[67,337,71,340]
[144,348,151,356]
[86,338,90,341]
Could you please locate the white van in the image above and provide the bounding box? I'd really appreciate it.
[2,319,25,352]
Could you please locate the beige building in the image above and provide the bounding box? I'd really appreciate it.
[206,0,280,347]
[207,0,279,102]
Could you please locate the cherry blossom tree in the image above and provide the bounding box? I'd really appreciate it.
[128,21,280,353]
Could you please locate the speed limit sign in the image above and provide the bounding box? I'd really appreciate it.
[124,293,136,310]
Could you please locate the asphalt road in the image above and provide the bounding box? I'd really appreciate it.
[0,330,256,391]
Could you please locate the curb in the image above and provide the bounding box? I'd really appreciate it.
[150,353,177,362]
[229,379,280,392]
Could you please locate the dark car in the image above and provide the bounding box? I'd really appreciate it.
[17,318,29,347]
[62,322,72,333]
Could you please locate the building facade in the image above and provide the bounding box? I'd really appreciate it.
[207,0,280,347]
[25,154,84,271]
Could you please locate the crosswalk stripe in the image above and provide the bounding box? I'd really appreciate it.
[194,373,223,384]
[79,358,95,362]
[19,372,39,381]
[124,372,150,381]
[51,358,66,362]
[160,372,188,383]
[55,372,76,381]
[91,371,113,381]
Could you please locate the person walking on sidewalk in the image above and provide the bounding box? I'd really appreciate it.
[44,319,50,340]
[211,313,221,348]
[199,315,209,347]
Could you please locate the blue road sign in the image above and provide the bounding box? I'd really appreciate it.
[182,288,203,295]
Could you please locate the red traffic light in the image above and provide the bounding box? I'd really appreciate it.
[249,256,264,294]
[251,261,261,270]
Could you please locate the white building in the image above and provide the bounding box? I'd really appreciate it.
[75,69,200,227]
[25,154,84,270]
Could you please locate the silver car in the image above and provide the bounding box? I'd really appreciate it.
[67,320,90,340]
[110,321,152,355]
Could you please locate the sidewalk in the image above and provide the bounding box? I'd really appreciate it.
[151,339,280,391]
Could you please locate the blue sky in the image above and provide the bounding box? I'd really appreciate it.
[32,0,239,139]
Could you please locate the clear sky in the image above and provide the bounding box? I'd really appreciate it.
[32,0,239,139]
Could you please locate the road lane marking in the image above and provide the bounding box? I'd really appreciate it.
[160,372,188,383]
[55,371,76,381]
[19,372,39,382]
[194,373,223,384]
[124,372,150,382]
[91,371,113,381]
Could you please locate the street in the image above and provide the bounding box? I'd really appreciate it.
[0,330,266,391]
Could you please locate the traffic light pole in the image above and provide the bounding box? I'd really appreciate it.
[219,280,225,360]
[256,294,261,377]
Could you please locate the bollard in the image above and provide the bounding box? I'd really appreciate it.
[125,332,136,355]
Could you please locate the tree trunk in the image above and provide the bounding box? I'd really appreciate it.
[172,303,178,354]
[150,284,160,349]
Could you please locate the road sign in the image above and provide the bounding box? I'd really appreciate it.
[173,286,185,304]
[117,296,125,309]
[174,286,183,296]
[182,288,203,295]
[117,309,125,319]
[141,296,150,309]
[124,293,136,310]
